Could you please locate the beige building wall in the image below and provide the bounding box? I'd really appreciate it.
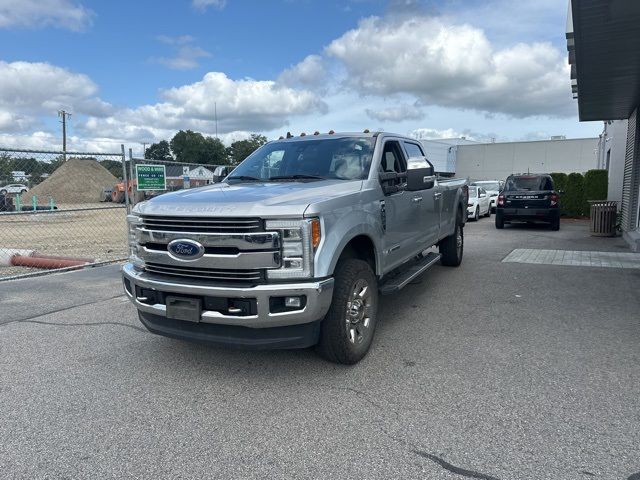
[455,138,599,181]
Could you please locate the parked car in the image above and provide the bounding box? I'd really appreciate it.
[123,132,469,364]
[0,184,28,195]
[471,180,502,212]
[495,174,560,230]
[467,186,491,220]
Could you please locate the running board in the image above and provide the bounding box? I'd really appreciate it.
[379,252,441,295]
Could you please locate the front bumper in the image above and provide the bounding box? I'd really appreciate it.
[122,263,334,329]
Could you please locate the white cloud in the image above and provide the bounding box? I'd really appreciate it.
[151,35,212,70]
[408,127,496,143]
[326,15,573,118]
[366,103,425,122]
[278,55,327,88]
[79,71,327,142]
[0,0,94,31]
[0,61,112,121]
[192,0,226,12]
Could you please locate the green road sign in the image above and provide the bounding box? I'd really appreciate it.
[136,164,166,191]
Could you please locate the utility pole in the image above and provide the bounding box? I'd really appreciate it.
[142,143,147,158]
[58,110,71,161]
[214,102,218,139]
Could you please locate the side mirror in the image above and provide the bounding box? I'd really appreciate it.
[406,159,435,191]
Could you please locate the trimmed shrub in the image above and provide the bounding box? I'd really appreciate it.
[564,172,586,216]
[584,168,608,207]
[550,172,568,193]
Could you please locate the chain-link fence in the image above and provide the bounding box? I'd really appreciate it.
[0,147,128,280]
[127,153,232,206]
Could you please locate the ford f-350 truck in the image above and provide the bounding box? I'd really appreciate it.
[123,132,468,364]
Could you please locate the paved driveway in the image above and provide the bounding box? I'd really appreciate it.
[1,219,639,479]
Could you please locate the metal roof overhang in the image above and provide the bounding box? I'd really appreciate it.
[568,0,640,121]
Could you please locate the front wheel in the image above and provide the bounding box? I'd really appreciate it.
[0,189,6,195]
[316,258,379,364]
[474,207,479,221]
[485,206,491,217]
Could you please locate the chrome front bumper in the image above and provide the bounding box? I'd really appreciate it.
[122,263,334,328]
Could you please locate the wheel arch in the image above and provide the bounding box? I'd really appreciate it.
[327,233,380,278]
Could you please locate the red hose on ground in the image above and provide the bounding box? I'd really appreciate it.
[11,255,91,269]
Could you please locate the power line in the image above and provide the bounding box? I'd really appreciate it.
[57,110,71,161]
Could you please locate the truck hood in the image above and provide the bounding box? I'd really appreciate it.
[134,179,363,218]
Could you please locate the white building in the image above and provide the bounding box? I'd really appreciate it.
[454,137,599,181]
[418,138,479,176]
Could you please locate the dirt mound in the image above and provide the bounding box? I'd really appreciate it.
[28,158,118,205]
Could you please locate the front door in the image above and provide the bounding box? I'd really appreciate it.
[379,140,421,271]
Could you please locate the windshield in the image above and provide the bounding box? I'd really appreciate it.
[474,181,500,191]
[505,176,552,191]
[227,137,376,182]
[468,187,478,198]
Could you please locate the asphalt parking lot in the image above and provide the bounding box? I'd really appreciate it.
[1,218,639,480]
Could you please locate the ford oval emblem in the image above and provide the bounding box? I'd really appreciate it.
[167,239,205,261]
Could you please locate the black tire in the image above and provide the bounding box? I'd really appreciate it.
[0,189,6,195]
[485,206,491,217]
[440,211,464,267]
[474,207,479,221]
[20,189,27,194]
[495,211,504,229]
[550,218,560,231]
[316,258,379,365]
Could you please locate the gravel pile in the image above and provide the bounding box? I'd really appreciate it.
[28,158,118,205]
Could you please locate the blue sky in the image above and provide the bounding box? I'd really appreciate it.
[0,0,601,153]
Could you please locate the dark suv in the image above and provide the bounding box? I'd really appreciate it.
[495,174,560,230]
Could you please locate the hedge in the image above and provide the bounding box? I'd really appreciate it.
[550,170,608,217]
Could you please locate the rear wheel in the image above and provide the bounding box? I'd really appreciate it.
[495,211,504,229]
[440,211,464,267]
[550,217,560,231]
[484,205,491,217]
[0,189,6,195]
[316,258,378,364]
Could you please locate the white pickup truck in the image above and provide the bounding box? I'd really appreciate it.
[123,132,469,363]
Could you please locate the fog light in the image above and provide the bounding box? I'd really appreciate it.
[285,296,302,308]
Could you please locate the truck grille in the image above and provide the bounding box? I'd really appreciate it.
[145,262,263,283]
[141,216,263,233]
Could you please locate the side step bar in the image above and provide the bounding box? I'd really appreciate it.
[379,252,441,295]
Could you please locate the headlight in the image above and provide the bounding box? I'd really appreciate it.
[265,218,321,279]
[127,214,144,268]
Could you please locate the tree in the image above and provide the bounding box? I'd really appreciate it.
[170,130,228,165]
[145,140,173,161]
[227,134,268,165]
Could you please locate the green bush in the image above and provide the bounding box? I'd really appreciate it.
[563,172,586,216]
[550,172,568,194]
[584,168,608,200]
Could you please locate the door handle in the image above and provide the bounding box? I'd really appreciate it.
[412,196,423,204]
[433,192,442,200]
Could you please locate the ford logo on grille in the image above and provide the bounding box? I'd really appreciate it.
[167,239,205,261]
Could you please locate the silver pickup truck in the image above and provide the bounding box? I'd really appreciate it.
[123,132,468,364]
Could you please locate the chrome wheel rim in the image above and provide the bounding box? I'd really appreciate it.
[345,278,372,344]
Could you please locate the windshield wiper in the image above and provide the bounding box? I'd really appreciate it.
[268,174,325,181]
[226,175,263,183]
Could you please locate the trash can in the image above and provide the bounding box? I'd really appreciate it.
[589,201,617,237]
